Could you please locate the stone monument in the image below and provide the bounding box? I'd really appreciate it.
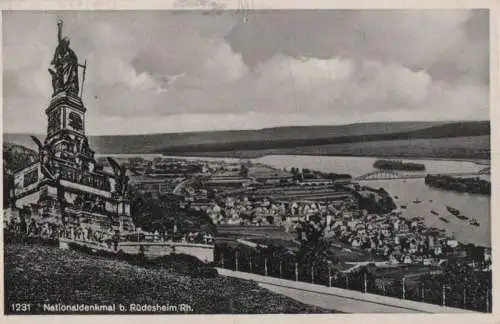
[12,20,135,233]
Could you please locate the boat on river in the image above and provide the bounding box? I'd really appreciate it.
[431,210,439,216]
[439,217,450,223]
[470,219,480,226]
[446,206,460,216]
[413,199,422,204]
[400,205,407,209]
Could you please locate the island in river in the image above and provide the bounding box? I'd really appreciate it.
[373,159,426,171]
[425,174,491,196]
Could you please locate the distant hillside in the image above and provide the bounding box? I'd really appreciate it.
[4,121,453,154]
[185,136,490,160]
[157,121,490,155]
[3,121,489,159]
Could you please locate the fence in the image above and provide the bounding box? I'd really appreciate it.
[217,268,475,313]
[214,245,492,313]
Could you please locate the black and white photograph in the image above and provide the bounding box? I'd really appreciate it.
[2,1,494,316]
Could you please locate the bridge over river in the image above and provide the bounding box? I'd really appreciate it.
[355,167,490,181]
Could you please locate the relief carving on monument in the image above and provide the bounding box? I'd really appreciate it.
[68,111,83,131]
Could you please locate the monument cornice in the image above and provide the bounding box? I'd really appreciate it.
[46,91,86,114]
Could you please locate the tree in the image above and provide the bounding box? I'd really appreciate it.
[130,189,216,235]
[3,143,38,208]
[295,219,336,269]
[3,163,14,208]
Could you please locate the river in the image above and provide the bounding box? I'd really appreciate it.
[161,154,491,247]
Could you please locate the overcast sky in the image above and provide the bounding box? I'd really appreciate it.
[3,9,489,135]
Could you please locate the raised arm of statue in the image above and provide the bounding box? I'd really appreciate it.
[57,19,63,43]
[51,20,63,65]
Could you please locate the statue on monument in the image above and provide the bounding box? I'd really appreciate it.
[48,19,80,97]
[107,157,130,197]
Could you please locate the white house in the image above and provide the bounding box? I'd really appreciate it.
[403,255,413,264]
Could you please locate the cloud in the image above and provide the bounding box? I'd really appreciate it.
[3,10,489,135]
[226,10,488,83]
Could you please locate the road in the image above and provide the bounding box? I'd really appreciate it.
[217,268,476,313]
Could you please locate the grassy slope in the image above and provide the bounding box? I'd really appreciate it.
[4,243,335,314]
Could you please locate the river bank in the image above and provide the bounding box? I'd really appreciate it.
[159,151,491,164]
